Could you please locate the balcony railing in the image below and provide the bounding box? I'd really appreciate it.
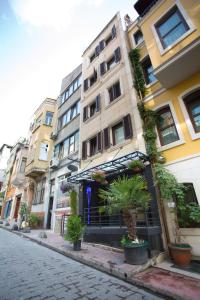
[83,206,160,228]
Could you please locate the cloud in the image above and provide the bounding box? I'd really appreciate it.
[9,0,104,30]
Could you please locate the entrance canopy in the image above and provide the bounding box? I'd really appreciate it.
[67,151,149,183]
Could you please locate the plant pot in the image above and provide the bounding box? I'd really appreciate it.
[169,243,192,266]
[73,240,81,251]
[124,241,149,265]
[132,167,142,174]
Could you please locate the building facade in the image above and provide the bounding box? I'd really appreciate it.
[49,65,82,233]
[25,98,57,226]
[67,12,163,252]
[127,0,200,257]
[1,138,28,223]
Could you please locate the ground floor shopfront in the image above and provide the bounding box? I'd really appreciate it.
[68,151,164,255]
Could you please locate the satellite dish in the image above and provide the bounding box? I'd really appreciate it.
[68,164,78,172]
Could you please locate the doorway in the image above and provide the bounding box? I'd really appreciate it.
[14,196,21,220]
[46,196,54,229]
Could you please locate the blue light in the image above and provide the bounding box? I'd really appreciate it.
[86,186,92,225]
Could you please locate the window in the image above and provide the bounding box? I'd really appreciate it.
[108,81,121,102]
[157,106,179,146]
[59,100,80,129]
[105,34,112,46]
[90,52,96,63]
[142,57,156,85]
[134,30,144,45]
[89,70,97,87]
[89,136,97,156]
[33,178,46,205]
[58,131,79,159]
[107,56,115,71]
[69,84,73,97]
[112,122,125,145]
[90,102,96,118]
[45,111,53,126]
[184,90,200,133]
[155,6,189,49]
[63,139,69,158]
[60,74,82,106]
[57,174,70,208]
[39,142,48,160]
[20,158,27,173]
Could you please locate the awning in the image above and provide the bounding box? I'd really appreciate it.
[67,151,149,183]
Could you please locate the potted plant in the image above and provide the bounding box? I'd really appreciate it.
[91,170,107,185]
[60,181,74,193]
[65,215,84,251]
[99,175,151,265]
[128,160,145,173]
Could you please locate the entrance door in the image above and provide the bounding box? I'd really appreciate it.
[46,196,53,229]
[14,197,21,220]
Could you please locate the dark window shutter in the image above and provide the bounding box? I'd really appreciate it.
[99,40,105,51]
[100,62,106,76]
[83,106,88,122]
[95,45,100,57]
[123,114,133,139]
[96,94,100,112]
[84,79,88,91]
[114,47,121,63]
[111,25,116,39]
[97,132,102,152]
[103,127,110,149]
[82,141,87,160]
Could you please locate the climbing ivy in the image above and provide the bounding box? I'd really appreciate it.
[129,48,186,204]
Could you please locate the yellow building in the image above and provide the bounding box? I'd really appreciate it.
[127,0,200,257]
[25,98,57,225]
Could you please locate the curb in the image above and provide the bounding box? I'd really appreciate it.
[0,226,175,300]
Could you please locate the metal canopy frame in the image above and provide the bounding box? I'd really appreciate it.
[67,151,149,183]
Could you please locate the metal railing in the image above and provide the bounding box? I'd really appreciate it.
[83,206,160,228]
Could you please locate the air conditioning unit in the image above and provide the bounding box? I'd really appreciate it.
[50,131,58,140]
[50,157,59,169]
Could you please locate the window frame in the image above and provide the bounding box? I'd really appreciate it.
[45,111,53,126]
[108,81,121,103]
[133,30,144,46]
[184,91,200,134]
[154,101,184,151]
[179,86,200,140]
[112,122,125,146]
[151,1,195,55]
[141,56,156,85]
[156,106,179,146]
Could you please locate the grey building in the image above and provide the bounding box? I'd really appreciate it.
[47,64,82,232]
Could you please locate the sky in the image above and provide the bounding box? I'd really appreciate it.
[0,0,138,147]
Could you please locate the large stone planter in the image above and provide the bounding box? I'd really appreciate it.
[124,241,149,265]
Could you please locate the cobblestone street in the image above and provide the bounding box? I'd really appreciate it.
[0,229,165,300]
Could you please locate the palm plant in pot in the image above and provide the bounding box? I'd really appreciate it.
[99,175,151,265]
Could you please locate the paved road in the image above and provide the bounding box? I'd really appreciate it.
[0,229,165,300]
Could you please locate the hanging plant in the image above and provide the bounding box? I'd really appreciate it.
[60,181,74,193]
[128,160,145,173]
[91,170,107,185]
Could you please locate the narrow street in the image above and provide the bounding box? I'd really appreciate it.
[0,229,165,300]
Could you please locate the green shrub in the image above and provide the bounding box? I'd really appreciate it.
[65,215,84,243]
[29,213,43,228]
[70,190,77,215]
[128,160,145,170]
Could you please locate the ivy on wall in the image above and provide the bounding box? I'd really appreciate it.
[129,48,190,231]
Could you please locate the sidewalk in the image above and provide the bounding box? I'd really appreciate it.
[1,225,200,300]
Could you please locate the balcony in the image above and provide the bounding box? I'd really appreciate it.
[154,37,200,89]
[11,173,25,187]
[25,163,46,178]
